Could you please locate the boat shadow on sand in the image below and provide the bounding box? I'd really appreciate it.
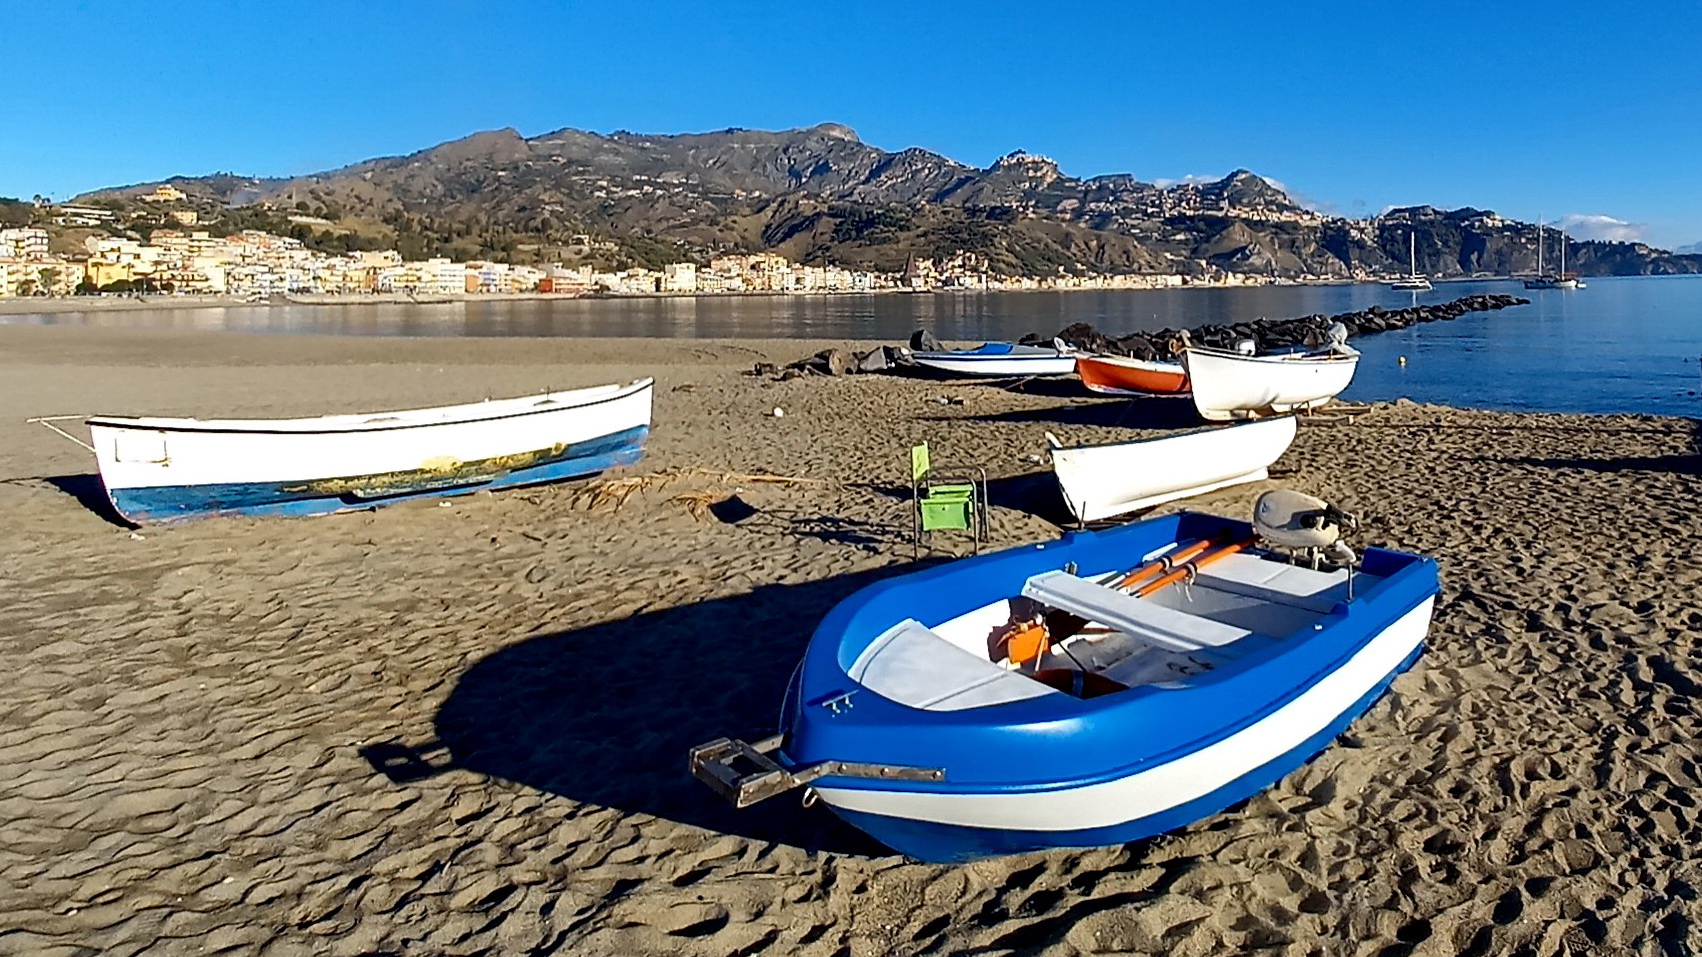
[369,566,932,855]
[39,473,133,528]
[926,395,1203,431]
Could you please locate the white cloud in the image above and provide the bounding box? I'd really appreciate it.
[1555,213,1645,243]
[1150,173,1217,188]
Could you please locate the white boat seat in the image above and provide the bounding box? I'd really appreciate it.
[1022,571,1254,653]
[1191,553,1380,615]
[849,619,1059,712]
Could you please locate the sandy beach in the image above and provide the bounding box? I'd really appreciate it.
[2,324,1700,956]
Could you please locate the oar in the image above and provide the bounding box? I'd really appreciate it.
[1111,534,1228,592]
[1135,536,1258,597]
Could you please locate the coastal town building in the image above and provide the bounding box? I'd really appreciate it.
[0,220,1225,301]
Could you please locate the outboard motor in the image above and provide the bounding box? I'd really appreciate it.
[1253,489,1359,577]
[1233,338,1257,356]
[1324,321,1358,356]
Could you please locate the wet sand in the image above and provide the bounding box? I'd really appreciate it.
[2,324,1700,955]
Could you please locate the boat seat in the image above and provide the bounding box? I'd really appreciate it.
[1191,553,1380,615]
[1022,571,1255,653]
[850,619,1058,712]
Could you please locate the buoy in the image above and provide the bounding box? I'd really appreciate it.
[1398,355,1407,367]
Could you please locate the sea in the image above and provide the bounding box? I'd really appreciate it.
[10,275,1702,418]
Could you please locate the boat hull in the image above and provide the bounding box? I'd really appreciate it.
[1075,354,1189,394]
[1050,415,1297,522]
[775,510,1441,862]
[822,617,1428,862]
[88,379,653,523]
[912,344,1077,377]
[1183,347,1359,421]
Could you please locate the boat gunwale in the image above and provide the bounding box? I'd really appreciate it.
[791,514,1436,739]
[1047,413,1295,454]
[85,377,654,436]
[1184,345,1360,365]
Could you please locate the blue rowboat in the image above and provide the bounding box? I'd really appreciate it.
[692,502,1440,862]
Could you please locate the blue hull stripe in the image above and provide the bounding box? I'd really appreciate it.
[826,644,1423,863]
[107,425,648,524]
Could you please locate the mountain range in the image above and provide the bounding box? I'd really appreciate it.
[76,123,1702,279]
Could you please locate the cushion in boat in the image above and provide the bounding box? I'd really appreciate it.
[849,619,1058,712]
[1021,571,1254,652]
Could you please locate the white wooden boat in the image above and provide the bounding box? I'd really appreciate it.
[1048,416,1298,522]
[1182,345,1359,421]
[84,379,653,524]
[912,342,1077,377]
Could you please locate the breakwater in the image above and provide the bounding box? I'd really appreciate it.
[1031,293,1530,358]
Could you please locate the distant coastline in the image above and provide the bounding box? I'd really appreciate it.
[0,276,1536,317]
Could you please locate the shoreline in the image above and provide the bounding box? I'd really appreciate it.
[0,275,1538,317]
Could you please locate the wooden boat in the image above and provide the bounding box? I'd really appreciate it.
[1075,353,1189,395]
[84,379,653,524]
[691,499,1440,862]
[1049,415,1297,522]
[1182,344,1359,421]
[911,342,1077,378]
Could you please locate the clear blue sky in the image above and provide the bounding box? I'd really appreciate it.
[7,0,1700,248]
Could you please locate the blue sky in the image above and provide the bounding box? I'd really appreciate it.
[7,0,1700,248]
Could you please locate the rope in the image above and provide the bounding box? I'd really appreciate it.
[25,416,95,454]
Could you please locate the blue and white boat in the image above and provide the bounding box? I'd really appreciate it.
[692,496,1440,862]
[84,378,653,524]
[911,341,1077,377]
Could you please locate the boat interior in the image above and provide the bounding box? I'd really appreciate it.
[87,378,651,433]
[848,546,1383,712]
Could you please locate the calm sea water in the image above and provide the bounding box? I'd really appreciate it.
[10,276,1702,417]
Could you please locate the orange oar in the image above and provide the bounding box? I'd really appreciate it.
[1136,536,1257,597]
[1113,534,1226,591]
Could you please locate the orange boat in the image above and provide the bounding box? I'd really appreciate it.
[1075,354,1190,395]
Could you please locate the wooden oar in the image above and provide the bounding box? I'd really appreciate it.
[1135,536,1258,597]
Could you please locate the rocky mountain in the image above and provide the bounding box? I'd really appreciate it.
[75,124,1702,278]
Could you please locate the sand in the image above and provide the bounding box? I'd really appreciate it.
[1,324,1699,956]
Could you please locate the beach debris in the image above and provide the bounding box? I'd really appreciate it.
[933,395,965,406]
[910,329,945,352]
[673,491,760,524]
[769,406,786,418]
[128,532,145,541]
[748,362,779,377]
[568,466,821,514]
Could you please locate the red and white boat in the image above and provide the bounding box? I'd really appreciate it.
[1075,354,1190,395]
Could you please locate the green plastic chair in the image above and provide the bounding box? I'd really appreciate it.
[910,442,988,557]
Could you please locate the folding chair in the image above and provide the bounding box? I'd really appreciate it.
[910,442,988,557]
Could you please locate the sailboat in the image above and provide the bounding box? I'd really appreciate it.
[1525,221,1581,290]
[1388,231,1431,290]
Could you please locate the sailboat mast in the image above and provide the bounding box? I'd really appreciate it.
[1410,231,1417,276]
[1536,220,1544,276]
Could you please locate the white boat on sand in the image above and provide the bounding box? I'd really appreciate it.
[1048,416,1298,523]
[912,341,1077,378]
[1183,342,1359,422]
[80,379,654,524]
